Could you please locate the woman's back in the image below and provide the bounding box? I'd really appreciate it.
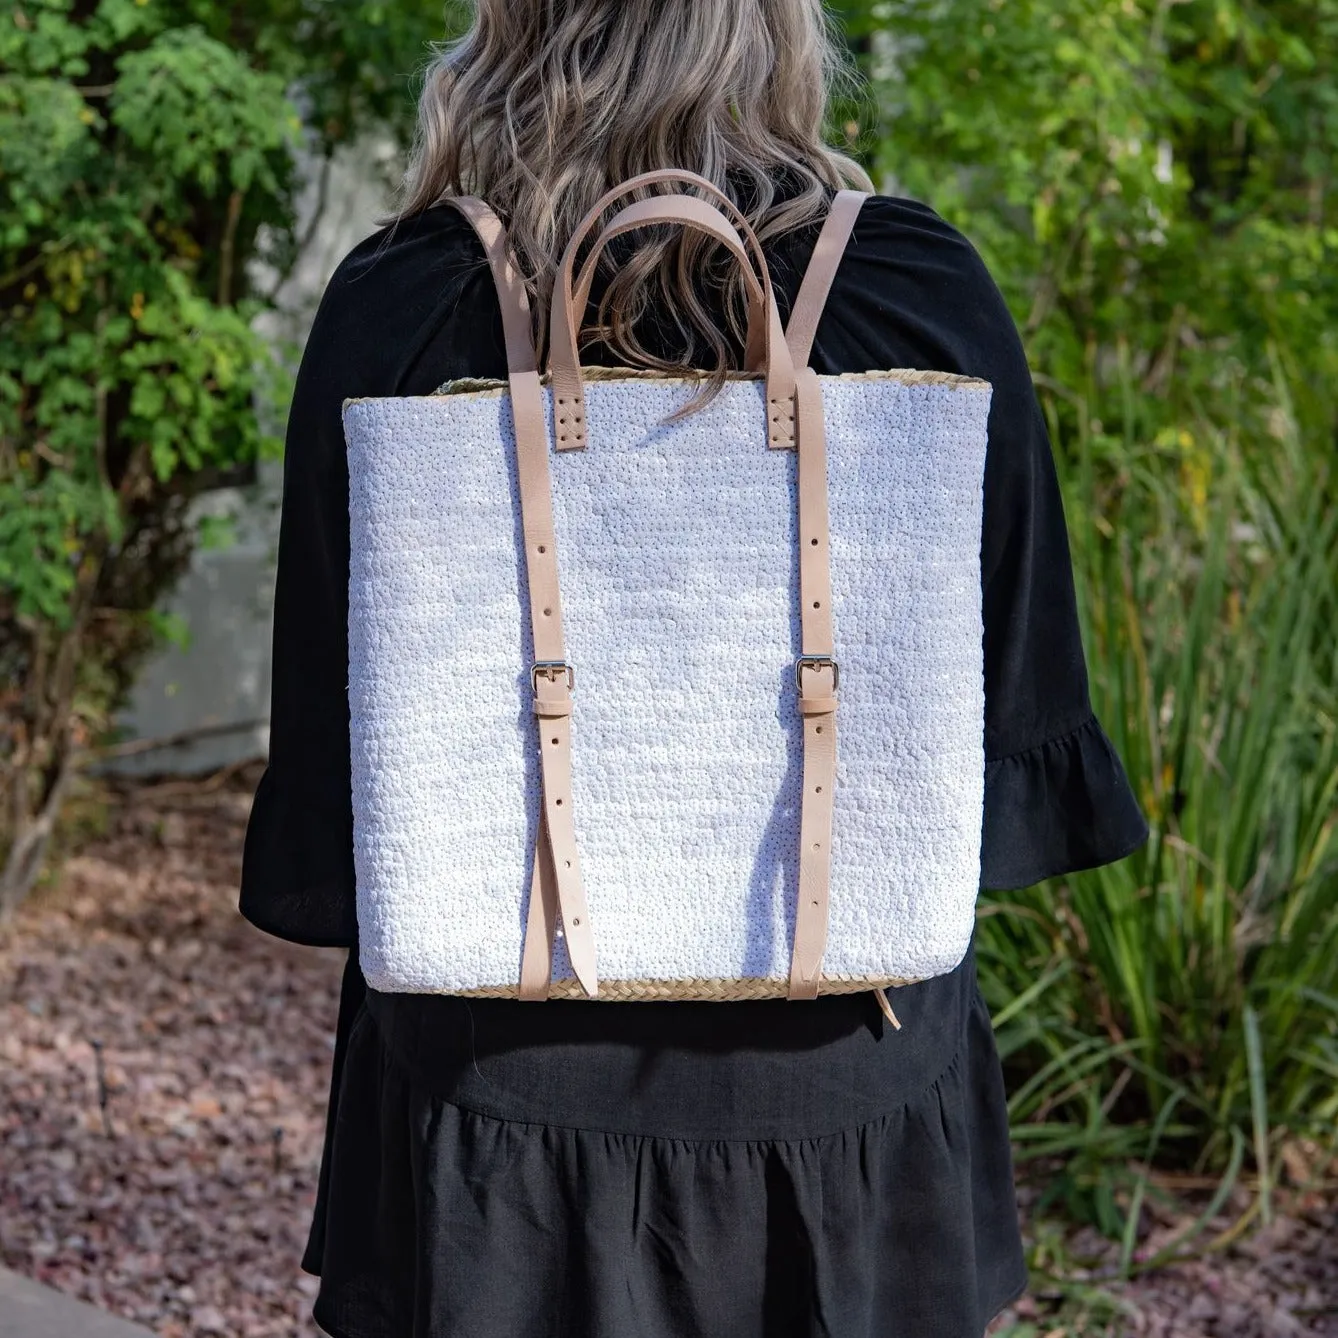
[242,193,1144,1338]
[239,3,1145,1334]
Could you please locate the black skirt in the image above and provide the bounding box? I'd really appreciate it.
[303,937,1028,1338]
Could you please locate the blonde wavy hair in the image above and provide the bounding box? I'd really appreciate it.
[398,0,873,369]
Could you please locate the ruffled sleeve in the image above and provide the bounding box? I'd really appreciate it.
[981,715,1147,889]
[968,277,1147,887]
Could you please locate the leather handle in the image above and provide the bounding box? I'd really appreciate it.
[553,168,771,373]
[561,167,758,230]
[571,207,767,367]
[555,195,780,381]
[442,174,754,379]
[549,192,796,453]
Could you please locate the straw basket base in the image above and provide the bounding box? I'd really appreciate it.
[450,973,922,1001]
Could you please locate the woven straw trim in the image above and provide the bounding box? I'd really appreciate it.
[376,366,988,403]
[450,972,921,1001]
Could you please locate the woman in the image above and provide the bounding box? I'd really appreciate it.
[240,2,1148,1336]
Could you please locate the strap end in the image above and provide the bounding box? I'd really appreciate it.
[873,988,902,1030]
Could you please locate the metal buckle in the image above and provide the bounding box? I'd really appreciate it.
[795,655,840,693]
[531,660,575,694]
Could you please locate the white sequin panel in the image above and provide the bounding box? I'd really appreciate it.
[345,376,990,993]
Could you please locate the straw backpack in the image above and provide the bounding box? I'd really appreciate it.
[343,171,992,1018]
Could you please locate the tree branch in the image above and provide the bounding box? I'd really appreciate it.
[261,152,335,303]
[87,718,270,763]
[217,190,245,308]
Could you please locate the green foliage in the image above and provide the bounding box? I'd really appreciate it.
[851,0,1338,460]
[0,2,296,637]
[0,0,454,908]
[0,0,454,624]
[843,0,1338,1216]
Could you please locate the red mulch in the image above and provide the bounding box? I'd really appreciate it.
[1,768,1334,1337]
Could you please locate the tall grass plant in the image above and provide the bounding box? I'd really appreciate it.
[977,356,1338,1233]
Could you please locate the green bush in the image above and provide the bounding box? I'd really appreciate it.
[0,0,455,911]
[851,0,1338,457]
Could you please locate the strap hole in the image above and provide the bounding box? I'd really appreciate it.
[812,899,820,906]
[815,786,823,794]
[812,600,821,609]
[812,842,821,851]
[572,916,580,926]
[810,538,819,546]
[566,860,572,869]
[555,797,563,806]
[543,607,552,617]
[816,726,823,734]
[538,545,547,554]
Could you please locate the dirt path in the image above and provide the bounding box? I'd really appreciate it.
[1,769,1333,1337]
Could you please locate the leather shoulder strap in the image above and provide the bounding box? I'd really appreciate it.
[782,189,866,1000]
[785,190,868,368]
[439,195,539,376]
[438,194,599,1001]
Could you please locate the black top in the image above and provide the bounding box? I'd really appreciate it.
[239,192,1147,1338]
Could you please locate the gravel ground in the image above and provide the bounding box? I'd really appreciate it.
[1,766,1333,1337]
[0,768,340,1337]
[990,1198,1337,1337]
